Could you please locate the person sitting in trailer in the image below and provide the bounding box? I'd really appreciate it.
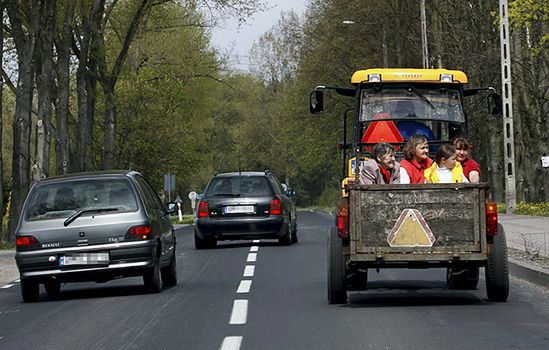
[358,142,400,185]
[424,144,469,183]
[400,134,433,184]
[453,137,480,183]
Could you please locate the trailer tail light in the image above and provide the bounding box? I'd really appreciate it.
[486,202,498,236]
[197,201,209,218]
[336,200,349,238]
[126,225,152,240]
[270,199,283,215]
[16,235,40,249]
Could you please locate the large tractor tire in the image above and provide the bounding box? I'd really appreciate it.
[327,227,347,304]
[485,224,509,302]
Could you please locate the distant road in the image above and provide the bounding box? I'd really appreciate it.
[0,211,548,349]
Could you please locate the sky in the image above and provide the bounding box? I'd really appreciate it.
[210,0,309,71]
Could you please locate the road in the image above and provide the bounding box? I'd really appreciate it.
[1,211,549,349]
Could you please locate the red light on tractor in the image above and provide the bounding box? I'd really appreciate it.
[270,199,283,215]
[127,225,152,240]
[197,201,209,217]
[486,201,498,236]
[16,235,39,247]
[336,199,349,238]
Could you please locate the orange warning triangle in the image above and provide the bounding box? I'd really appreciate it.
[361,121,403,151]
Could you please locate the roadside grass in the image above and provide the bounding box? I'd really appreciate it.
[170,215,194,225]
[0,240,14,250]
[497,202,549,216]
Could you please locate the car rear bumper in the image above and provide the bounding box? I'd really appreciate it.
[15,240,157,282]
[195,216,288,240]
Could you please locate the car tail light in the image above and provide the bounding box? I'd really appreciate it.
[486,201,498,236]
[16,235,40,249]
[336,199,349,238]
[197,201,209,218]
[126,225,152,240]
[270,198,283,215]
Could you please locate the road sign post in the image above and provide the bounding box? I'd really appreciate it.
[163,173,176,202]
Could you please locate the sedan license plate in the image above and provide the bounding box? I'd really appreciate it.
[60,252,109,266]
[223,205,255,214]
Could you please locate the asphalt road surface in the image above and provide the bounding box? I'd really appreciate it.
[1,211,549,350]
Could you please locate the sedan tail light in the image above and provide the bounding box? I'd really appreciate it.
[16,235,40,249]
[270,198,283,215]
[486,202,498,236]
[126,225,152,240]
[197,201,209,217]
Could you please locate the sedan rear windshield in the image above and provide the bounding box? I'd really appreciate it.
[25,178,138,221]
[205,176,273,197]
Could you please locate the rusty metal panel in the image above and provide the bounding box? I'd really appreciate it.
[348,184,486,257]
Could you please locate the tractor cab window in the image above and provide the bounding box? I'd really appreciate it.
[359,86,465,123]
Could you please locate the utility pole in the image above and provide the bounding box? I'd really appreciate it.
[499,0,516,213]
[420,0,429,68]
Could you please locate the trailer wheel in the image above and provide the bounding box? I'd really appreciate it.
[485,224,509,302]
[447,267,479,290]
[327,227,347,304]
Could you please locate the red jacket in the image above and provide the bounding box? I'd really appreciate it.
[400,158,433,184]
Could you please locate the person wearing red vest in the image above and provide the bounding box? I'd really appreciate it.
[453,137,480,183]
[400,134,433,184]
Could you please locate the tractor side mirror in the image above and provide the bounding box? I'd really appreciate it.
[310,90,324,114]
[487,92,503,118]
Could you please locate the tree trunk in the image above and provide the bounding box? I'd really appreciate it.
[0,6,4,240]
[102,84,116,169]
[55,0,75,175]
[33,0,57,183]
[7,2,40,243]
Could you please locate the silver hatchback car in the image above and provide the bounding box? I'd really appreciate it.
[15,171,178,302]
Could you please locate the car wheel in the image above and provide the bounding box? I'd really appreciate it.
[328,227,347,304]
[143,256,162,293]
[161,249,178,287]
[194,231,217,249]
[44,281,61,299]
[278,223,292,245]
[291,222,298,243]
[21,278,39,303]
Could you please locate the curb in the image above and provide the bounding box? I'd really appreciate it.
[508,258,549,289]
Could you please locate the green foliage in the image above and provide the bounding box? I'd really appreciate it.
[508,0,549,55]
[516,202,549,217]
[170,215,194,225]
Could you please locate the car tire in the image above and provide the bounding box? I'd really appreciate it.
[485,224,509,302]
[447,267,479,290]
[291,222,298,243]
[194,231,217,249]
[44,281,61,299]
[327,227,347,304]
[21,278,39,303]
[143,256,162,293]
[161,249,178,287]
[279,223,292,246]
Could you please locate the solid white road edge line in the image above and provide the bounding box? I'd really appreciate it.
[243,265,255,277]
[229,300,248,325]
[220,336,243,350]
[237,280,252,294]
[250,246,259,252]
[247,253,257,262]
[253,240,260,243]
[1,284,14,289]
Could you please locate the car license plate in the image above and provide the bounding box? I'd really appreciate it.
[59,252,109,266]
[223,205,255,214]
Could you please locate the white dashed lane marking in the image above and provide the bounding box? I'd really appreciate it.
[220,336,243,350]
[249,246,258,252]
[1,284,14,289]
[246,253,257,262]
[229,300,248,325]
[243,265,255,277]
[236,280,252,294]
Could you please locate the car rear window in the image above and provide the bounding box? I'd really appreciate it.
[205,176,272,197]
[24,178,138,221]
